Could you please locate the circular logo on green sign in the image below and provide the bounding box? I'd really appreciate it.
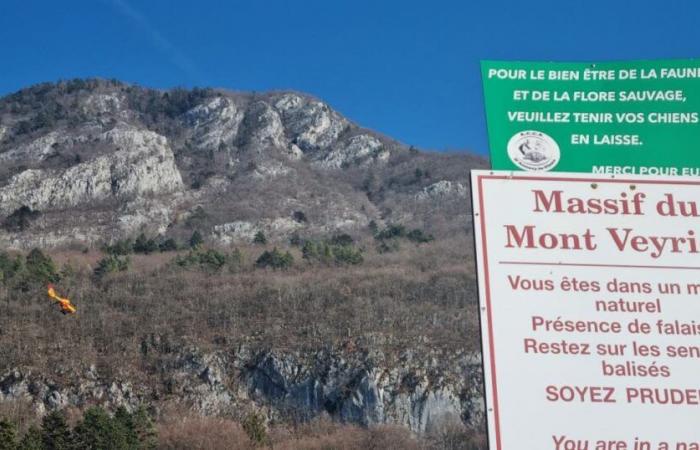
[507,130,560,171]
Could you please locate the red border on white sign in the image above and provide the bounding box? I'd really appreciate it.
[473,171,700,450]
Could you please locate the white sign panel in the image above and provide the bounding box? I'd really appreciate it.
[471,170,700,450]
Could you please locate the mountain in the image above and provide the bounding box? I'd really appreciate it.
[0,79,485,248]
[0,79,488,447]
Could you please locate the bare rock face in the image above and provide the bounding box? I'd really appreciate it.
[0,343,484,434]
[416,180,468,200]
[317,134,387,169]
[213,218,302,244]
[274,94,348,153]
[241,348,482,433]
[0,131,60,163]
[237,101,288,154]
[117,196,180,236]
[0,79,483,244]
[0,124,183,215]
[81,92,126,116]
[185,96,245,150]
[0,123,104,165]
[0,369,140,415]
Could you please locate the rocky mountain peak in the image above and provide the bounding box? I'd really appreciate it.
[0,79,485,248]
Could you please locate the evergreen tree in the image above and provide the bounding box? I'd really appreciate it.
[133,233,148,253]
[302,241,318,260]
[73,407,125,450]
[17,426,42,450]
[407,228,434,244]
[25,248,59,283]
[130,406,157,450]
[321,242,332,261]
[331,245,364,265]
[94,255,130,277]
[113,407,139,450]
[330,233,354,247]
[0,252,23,284]
[368,220,379,235]
[375,224,406,240]
[256,248,293,270]
[189,230,204,249]
[158,238,178,252]
[104,239,133,256]
[41,411,71,450]
[0,419,17,450]
[253,231,267,245]
[133,234,158,254]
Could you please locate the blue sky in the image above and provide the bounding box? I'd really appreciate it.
[1,0,699,155]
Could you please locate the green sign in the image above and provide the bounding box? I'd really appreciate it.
[481,59,700,176]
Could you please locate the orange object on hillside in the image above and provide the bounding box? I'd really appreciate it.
[47,284,77,315]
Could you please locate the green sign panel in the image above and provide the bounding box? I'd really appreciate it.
[481,59,700,176]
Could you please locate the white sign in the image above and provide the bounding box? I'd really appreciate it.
[471,170,700,450]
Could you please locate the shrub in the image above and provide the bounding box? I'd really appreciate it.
[185,206,209,229]
[301,239,363,265]
[375,224,406,240]
[374,224,433,247]
[368,220,378,234]
[256,248,293,270]
[376,239,400,253]
[330,233,354,247]
[289,233,303,247]
[189,230,204,249]
[193,249,227,271]
[104,235,178,255]
[407,228,435,244]
[292,211,307,223]
[133,233,159,254]
[242,412,268,446]
[94,255,130,277]
[175,248,243,272]
[253,231,267,245]
[301,241,319,260]
[0,252,23,285]
[25,248,59,284]
[331,245,364,265]
[159,238,178,252]
[103,238,134,256]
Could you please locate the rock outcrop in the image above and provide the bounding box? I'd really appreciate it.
[0,124,183,214]
[0,80,483,248]
[0,341,483,434]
